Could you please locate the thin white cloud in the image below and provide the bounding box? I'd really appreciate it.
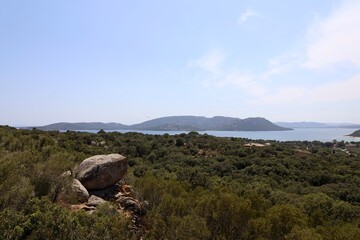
[308,73,360,103]
[256,0,360,106]
[252,74,360,105]
[250,86,307,105]
[238,8,259,24]
[189,50,225,74]
[190,51,258,92]
[305,0,360,69]
[217,71,254,88]
[261,53,303,79]
[191,1,360,110]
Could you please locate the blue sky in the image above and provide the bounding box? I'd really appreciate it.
[1,0,360,126]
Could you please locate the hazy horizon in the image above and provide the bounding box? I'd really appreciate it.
[11,116,360,128]
[1,1,360,126]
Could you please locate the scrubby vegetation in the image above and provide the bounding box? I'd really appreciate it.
[0,125,360,239]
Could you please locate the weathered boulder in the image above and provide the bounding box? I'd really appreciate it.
[72,179,89,203]
[75,154,127,190]
[87,195,106,207]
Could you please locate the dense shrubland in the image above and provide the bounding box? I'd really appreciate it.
[0,125,359,239]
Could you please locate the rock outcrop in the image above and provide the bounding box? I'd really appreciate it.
[75,154,127,190]
[61,153,146,234]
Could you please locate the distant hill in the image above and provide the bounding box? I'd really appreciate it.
[275,122,330,128]
[131,116,291,131]
[25,116,291,131]
[276,122,360,129]
[327,123,360,128]
[26,122,129,131]
[349,129,360,137]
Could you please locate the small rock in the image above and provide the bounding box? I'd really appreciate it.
[72,179,89,203]
[69,204,87,211]
[87,195,106,207]
[116,196,142,213]
[121,184,132,194]
[81,205,97,211]
[115,192,123,199]
[61,170,72,177]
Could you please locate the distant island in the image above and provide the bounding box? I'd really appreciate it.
[276,122,360,129]
[275,122,330,128]
[24,116,292,131]
[27,122,129,131]
[349,129,360,137]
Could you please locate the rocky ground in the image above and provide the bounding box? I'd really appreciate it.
[57,154,148,235]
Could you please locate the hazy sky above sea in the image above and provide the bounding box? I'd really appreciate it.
[1,0,360,126]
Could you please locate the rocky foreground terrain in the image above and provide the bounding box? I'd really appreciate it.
[58,154,147,234]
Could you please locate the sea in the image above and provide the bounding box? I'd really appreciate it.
[82,128,360,142]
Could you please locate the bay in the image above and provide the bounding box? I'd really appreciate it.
[80,128,359,142]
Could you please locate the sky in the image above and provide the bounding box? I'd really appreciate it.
[1,0,360,126]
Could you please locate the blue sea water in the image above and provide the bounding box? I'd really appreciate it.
[81,128,359,142]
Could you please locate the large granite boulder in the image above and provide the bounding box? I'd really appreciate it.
[75,154,127,190]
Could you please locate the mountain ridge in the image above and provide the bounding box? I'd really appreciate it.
[24,116,291,131]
